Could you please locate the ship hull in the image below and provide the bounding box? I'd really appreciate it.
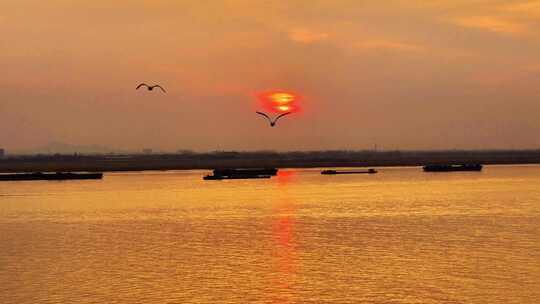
[321,169,377,175]
[203,175,271,180]
[423,164,483,172]
[0,172,103,181]
[212,168,278,176]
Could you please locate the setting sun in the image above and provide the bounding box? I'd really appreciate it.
[277,105,291,111]
[270,93,295,104]
[258,90,301,113]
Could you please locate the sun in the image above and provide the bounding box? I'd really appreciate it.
[257,90,301,113]
[270,93,295,105]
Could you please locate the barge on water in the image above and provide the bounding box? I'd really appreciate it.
[321,169,377,175]
[204,168,278,180]
[0,172,104,181]
[212,168,278,177]
[423,164,483,172]
[203,174,271,180]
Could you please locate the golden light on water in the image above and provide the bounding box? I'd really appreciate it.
[1,167,540,303]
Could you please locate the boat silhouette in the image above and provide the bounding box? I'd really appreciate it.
[203,174,271,180]
[321,169,377,175]
[423,164,483,172]
[0,172,103,181]
[204,168,278,180]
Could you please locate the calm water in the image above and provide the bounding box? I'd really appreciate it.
[1,166,539,303]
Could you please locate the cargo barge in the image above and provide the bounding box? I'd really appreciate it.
[321,169,377,175]
[203,174,271,180]
[0,172,103,181]
[203,168,278,180]
[423,164,483,172]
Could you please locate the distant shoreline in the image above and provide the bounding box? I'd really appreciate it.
[1,150,539,173]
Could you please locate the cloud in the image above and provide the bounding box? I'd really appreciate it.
[503,1,540,12]
[354,40,424,52]
[451,16,526,34]
[288,28,329,43]
[500,1,540,19]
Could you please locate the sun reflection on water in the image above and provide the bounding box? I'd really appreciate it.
[269,199,299,304]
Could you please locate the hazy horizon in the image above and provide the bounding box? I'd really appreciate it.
[5,140,540,156]
[2,1,540,151]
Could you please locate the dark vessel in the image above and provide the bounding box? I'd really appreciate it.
[321,169,378,175]
[212,168,278,177]
[0,172,104,181]
[423,164,483,172]
[203,174,271,180]
[204,168,278,180]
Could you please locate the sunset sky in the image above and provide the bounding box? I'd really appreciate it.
[2,0,540,152]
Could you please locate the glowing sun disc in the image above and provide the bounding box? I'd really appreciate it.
[270,93,295,105]
[276,105,291,111]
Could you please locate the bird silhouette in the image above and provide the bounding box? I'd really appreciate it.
[256,111,292,127]
[136,83,166,93]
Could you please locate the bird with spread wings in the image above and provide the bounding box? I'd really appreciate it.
[136,83,166,93]
[256,111,292,127]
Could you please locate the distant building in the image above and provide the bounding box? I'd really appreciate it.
[0,149,4,158]
[142,148,153,154]
[177,149,195,155]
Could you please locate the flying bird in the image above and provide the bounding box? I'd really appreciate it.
[136,83,166,93]
[256,111,292,127]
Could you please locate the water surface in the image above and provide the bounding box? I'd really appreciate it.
[1,166,539,303]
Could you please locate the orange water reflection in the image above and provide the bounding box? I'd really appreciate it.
[276,170,296,186]
[269,199,299,304]
[2,167,540,303]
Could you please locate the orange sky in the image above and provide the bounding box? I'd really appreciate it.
[1,0,540,152]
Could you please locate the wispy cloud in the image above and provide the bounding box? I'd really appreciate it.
[355,39,425,52]
[503,1,540,12]
[288,28,329,43]
[500,0,540,19]
[451,16,526,35]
